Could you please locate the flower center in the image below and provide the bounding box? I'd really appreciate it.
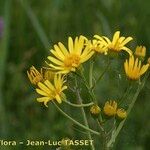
[64,54,80,68]
[108,40,121,52]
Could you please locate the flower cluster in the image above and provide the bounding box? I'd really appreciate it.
[27,31,149,107]
[103,100,127,119]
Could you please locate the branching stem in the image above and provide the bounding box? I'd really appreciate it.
[107,72,149,148]
[53,102,100,136]
[64,100,94,108]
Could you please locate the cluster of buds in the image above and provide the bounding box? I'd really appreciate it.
[90,100,127,120]
[103,100,127,119]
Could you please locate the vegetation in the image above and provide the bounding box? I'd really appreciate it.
[0,0,150,149]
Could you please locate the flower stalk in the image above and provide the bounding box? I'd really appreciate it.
[91,59,111,90]
[53,102,100,136]
[76,89,96,150]
[89,60,94,88]
[107,72,149,148]
[64,100,94,108]
[96,119,109,150]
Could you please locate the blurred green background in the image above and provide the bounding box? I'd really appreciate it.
[0,0,150,150]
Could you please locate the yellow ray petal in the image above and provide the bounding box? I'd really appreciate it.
[61,85,68,91]
[68,37,74,53]
[80,51,94,63]
[140,64,149,75]
[36,89,49,97]
[56,70,70,74]
[74,37,79,52]
[122,47,133,56]
[50,49,64,61]
[118,37,125,43]
[54,44,66,57]
[44,80,55,91]
[120,37,133,46]
[37,97,50,103]
[94,35,103,40]
[38,82,50,94]
[58,42,69,55]
[124,60,128,74]
[49,64,65,70]
[102,36,111,44]
[112,31,120,45]
[48,56,64,65]
[55,94,62,103]
[77,36,84,55]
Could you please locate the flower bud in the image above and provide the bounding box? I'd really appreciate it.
[103,100,117,117]
[116,108,127,119]
[90,104,101,118]
[27,66,43,85]
[135,46,146,60]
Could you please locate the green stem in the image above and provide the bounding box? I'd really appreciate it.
[79,69,96,102]
[118,81,132,105]
[91,60,110,90]
[64,100,94,108]
[77,90,95,150]
[88,60,98,105]
[80,70,90,89]
[89,61,94,88]
[53,102,100,136]
[96,119,108,150]
[96,119,105,133]
[107,72,149,148]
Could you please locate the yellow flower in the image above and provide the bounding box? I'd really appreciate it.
[135,45,146,58]
[27,66,43,85]
[89,39,108,55]
[94,31,133,56]
[47,36,94,74]
[103,100,117,116]
[36,74,67,107]
[90,104,101,117]
[124,55,149,80]
[116,108,127,119]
